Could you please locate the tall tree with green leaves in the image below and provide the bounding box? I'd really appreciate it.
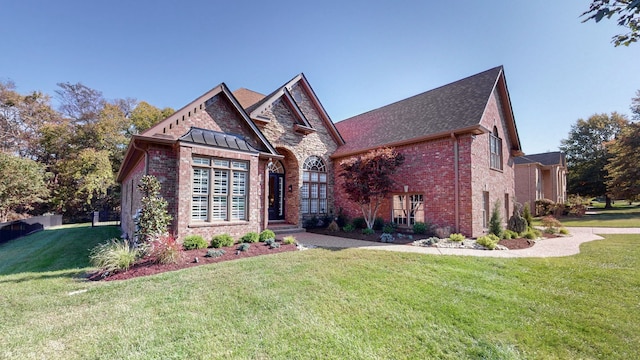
[0,151,49,222]
[339,148,404,229]
[129,101,174,134]
[560,112,628,207]
[605,121,640,201]
[582,0,640,46]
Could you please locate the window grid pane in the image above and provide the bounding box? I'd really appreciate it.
[233,172,246,196]
[212,196,227,220]
[213,170,228,195]
[231,196,245,220]
[191,196,208,220]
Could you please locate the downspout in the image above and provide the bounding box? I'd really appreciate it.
[451,133,460,233]
[132,138,149,174]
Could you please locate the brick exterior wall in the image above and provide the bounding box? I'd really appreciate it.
[120,157,146,239]
[255,83,340,226]
[334,88,516,238]
[515,163,540,210]
[470,88,516,236]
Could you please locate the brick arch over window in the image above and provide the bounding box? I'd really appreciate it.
[301,156,327,214]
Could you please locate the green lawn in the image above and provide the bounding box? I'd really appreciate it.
[548,205,640,228]
[1,225,639,359]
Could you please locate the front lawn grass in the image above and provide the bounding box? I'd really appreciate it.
[1,226,639,359]
[538,205,640,227]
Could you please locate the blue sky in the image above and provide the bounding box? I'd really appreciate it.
[2,0,639,154]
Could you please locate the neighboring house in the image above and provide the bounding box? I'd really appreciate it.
[514,151,567,213]
[333,66,522,237]
[118,66,522,240]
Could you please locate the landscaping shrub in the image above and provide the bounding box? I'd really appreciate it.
[343,223,355,232]
[489,200,503,238]
[211,233,235,248]
[477,234,499,250]
[149,235,181,264]
[535,198,555,216]
[412,221,428,235]
[380,233,394,243]
[425,236,440,245]
[352,217,367,229]
[541,215,563,233]
[89,238,139,272]
[362,228,375,235]
[205,249,226,258]
[259,229,276,242]
[327,220,340,232]
[135,175,172,243]
[567,194,589,217]
[264,238,276,246]
[503,229,519,239]
[449,233,465,242]
[382,223,396,234]
[523,202,533,227]
[269,242,281,249]
[523,228,540,240]
[237,243,250,252]
[240,232,260,243]
[336,208,349,228]
[182,235,207,250]
[373,217,385,230]
[282,235,296,245]
[559,228,570,235]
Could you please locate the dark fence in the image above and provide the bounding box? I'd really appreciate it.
[0,215,63,245]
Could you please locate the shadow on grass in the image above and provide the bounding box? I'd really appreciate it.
[0,269,89,284]
[0,224,120,278]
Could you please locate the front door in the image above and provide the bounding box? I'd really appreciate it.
[268,173,285,220]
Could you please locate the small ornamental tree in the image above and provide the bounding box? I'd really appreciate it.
[135,175,172,243]
[339,148,404,229]
[488,200,503,238]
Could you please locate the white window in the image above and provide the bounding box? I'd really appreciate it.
[302,156,327,214]
[490,126,503,170]
[393,194,424,226]
[191,157,248,221]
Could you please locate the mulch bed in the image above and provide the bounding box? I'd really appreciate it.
[308,227,536,250]
[87,242,297,282]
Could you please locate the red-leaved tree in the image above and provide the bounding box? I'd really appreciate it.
[339,148,404,229]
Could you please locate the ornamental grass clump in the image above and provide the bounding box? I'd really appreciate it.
[90,238,139,272]
[149,235,181,264]
[476,234,500,250]
[282,236,296,245]
[449,233,465,242]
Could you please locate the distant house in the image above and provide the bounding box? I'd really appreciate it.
[514,151,567,213]
[117,66,523,240]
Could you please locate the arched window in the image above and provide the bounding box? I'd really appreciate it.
[302,156,327,214]
[267,160,284,174]
[489,126,503,170]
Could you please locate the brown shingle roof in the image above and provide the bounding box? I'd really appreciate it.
[333,66,505,157]
[232,88,265,109]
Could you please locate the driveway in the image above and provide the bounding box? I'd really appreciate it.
[291,227,640,258]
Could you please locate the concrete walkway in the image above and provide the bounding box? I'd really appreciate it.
[292,227,640,258]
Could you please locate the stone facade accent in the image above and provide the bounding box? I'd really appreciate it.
[254,83,341,226]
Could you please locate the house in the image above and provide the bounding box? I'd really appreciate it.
[118,66,521,240]
[118,74,343,240]
[514,151,567,213]
[333,66,522,237]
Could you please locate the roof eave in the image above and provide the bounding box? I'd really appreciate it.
[331,125,486,159]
